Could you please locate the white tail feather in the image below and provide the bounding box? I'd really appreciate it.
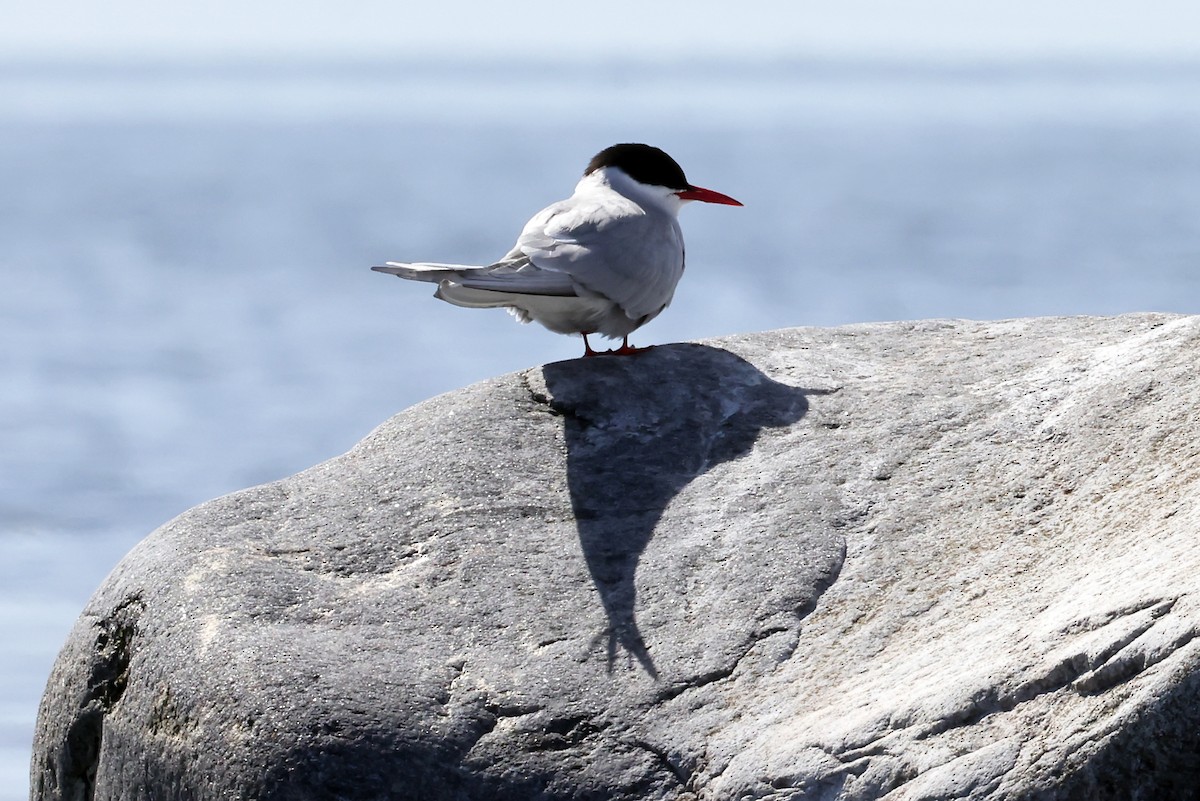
[370,262,483,283]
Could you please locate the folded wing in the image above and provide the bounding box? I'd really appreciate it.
[512,196,685,321]
[372,193,684,326]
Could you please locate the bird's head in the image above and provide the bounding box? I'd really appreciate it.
[584,143,743,208]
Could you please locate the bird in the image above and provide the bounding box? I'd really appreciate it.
[371,143,742,357]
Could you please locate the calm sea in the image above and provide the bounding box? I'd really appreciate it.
[2,57,1199,797]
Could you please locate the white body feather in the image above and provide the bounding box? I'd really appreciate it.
[373,167,688,340]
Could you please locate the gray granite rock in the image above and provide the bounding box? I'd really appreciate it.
[31,314,1200,800]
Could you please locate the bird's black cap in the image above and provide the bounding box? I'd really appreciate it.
[584,143,690,191]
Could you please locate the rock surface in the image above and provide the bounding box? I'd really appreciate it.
[31,313,1200,800]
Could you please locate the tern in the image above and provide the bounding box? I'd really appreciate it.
[372,143,742,357]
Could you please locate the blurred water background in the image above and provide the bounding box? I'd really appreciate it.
[2,54,1199,796]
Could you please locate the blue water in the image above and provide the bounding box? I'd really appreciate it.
[3,58,1199,797]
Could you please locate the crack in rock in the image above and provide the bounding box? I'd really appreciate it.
[56,594,145,801]
[630,737,694,792]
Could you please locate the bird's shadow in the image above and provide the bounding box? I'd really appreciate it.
[540,343,822,678]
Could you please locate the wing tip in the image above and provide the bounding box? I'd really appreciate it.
[371,263,407,276]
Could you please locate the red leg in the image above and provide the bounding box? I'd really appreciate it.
[582,333,652,357]
[610,335,651,356]
[582,333,602,357]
